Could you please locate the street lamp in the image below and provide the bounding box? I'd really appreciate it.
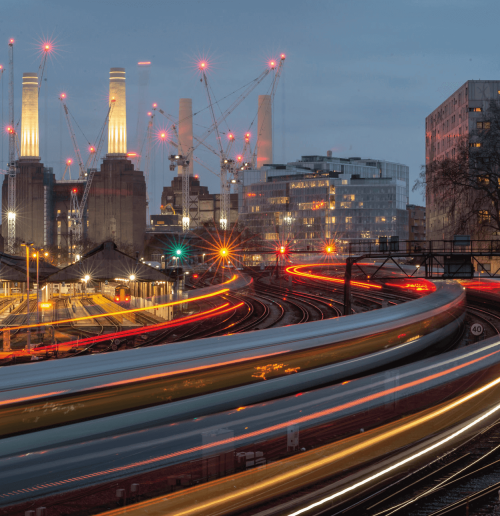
[21,242,34,351]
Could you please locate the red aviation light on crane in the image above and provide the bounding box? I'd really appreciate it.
[237,155,243,162]
[147,111,152,117]
[127,152,138,157]
[269,60,276,69]
[66,159,73,165]
[44,44,50,52]
[280,53,286,60]
[138,61,151,65]
[199,61,207,70]
[89,146,95,153]
[72,188,78,194]
[160,132,166,139]
[0,65,3,70]
[9,39,14,45]
[152,103,157,108]
[6,126,13,134]
[59,92,66,99]
[194,174,199,179]
[228,133,234,140]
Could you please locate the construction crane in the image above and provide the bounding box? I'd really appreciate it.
[157,64,274,233]
[7,38,16,254]
[70,99,115,258]
[58,94,87,179]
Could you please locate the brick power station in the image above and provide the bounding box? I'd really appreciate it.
[1,68,147,256]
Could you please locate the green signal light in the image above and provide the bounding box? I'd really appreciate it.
[175,249,182,256]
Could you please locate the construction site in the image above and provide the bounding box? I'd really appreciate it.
[0,41,285,264]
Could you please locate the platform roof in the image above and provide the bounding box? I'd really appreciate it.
[46,241,171,283]
[0,252,60,282]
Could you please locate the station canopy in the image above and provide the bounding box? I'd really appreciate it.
[46,241,170,284]
[0,252,59,282]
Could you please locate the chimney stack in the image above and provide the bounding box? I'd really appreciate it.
[256,95,272,168]
[20,72,39,159]
[178,98,193,176]
[108,68,127,155]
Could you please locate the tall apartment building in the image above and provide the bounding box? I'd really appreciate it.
[426,80,500,240]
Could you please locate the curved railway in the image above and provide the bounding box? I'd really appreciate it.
[4,268,500,516]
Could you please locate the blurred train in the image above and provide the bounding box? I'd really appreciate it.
[114,284,131,307]
[0,281,465,439]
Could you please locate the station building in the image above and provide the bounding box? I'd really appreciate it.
[239,155,409,254]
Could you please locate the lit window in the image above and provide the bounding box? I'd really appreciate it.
[479,210,490,223]
[469,107,482,112]
[470,142,481,148]
[345,216,352,223]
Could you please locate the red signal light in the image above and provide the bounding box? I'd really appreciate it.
[193,274,198,278]
[280,246,286,254]
[115,296,120,302]
[72,188,77,193]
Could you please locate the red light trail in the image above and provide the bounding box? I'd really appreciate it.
[286,264,382,290]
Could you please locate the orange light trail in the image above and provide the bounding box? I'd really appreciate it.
[2,279,237,332]
[138,62,151,65]
[286,264,382,290]
[9,344,500,504]
[385,280,436,293]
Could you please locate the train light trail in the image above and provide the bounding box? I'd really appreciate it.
[50,344,500,516]
[1,282,237,333]
[287,264,383,290]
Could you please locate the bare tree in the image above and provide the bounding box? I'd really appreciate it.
[415,100,500,238]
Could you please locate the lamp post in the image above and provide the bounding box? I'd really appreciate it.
[82,274,90,298]
[21,242,33,351]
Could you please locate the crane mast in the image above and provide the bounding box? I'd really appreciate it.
[72,100,115,257]
[7,39,15,255]
[158,64,273,232]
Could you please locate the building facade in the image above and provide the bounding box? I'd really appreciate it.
[239,156,409,252]
[426,80,500,240]
[407,204,426,244]
[160,176,238,230]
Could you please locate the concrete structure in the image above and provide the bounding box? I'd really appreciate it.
[160,176,238,230]
[256,95,272,168]
[426,80,500,240]
[20,73,39,159]
[178,98,193,176]
[108,68,127,155]
[239,155,409,255]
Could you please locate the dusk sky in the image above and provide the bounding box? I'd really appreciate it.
[2,0,499,212]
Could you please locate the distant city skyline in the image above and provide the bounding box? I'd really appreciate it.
[2,0,500,213]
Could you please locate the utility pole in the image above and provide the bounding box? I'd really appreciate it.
[7,39,16,255]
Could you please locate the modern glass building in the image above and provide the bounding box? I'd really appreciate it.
[239,156,409,253]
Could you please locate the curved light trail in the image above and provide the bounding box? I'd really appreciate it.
[1,275,239,333]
